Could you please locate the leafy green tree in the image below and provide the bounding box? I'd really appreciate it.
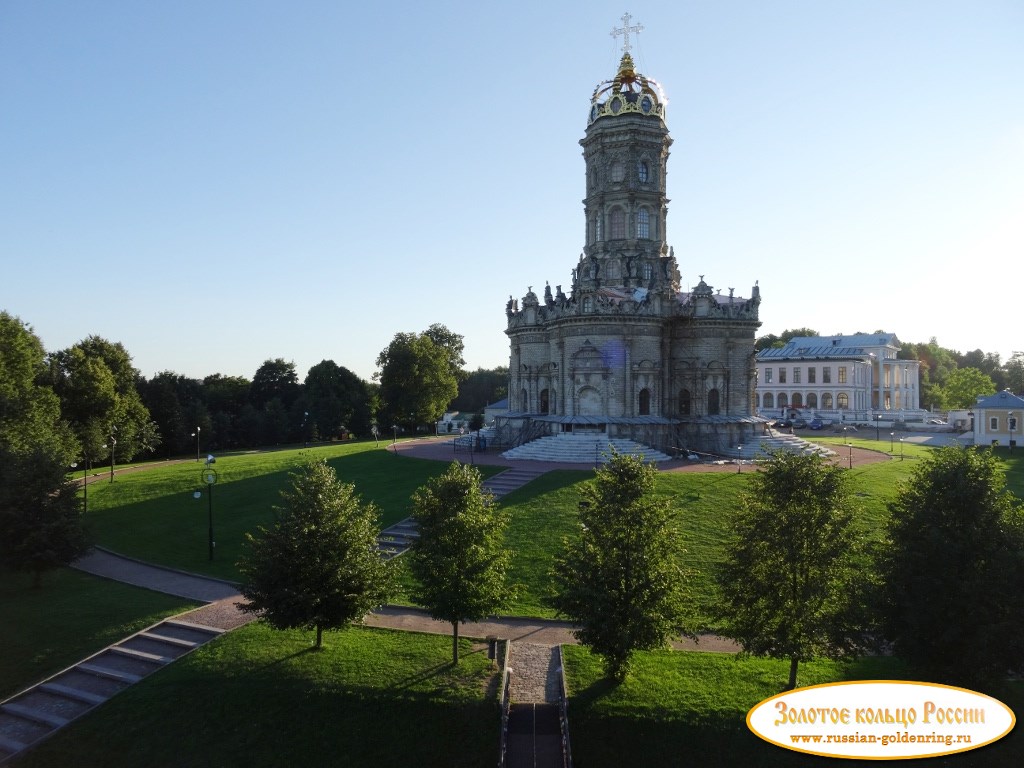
[551,452,692,680]
[423,323,467,383]
[878,446,1024,687]
[376,331,459,431]
[0,312,89,586]
[718,451,866,690]
[48,336,159,462]
[450,367,509,413]
[302,360,374,439]
[250,358,300,409]
[237,459,395,648]
[1004,351,1024,395]
[409,462,513,664]
[941,367,996,409]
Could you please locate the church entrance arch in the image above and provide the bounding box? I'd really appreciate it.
[540,389,550,414]
[577,386,602,416]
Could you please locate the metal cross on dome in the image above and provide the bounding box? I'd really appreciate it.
[611,12,643,54]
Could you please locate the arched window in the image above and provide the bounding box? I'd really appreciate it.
[822,393,833,409]
[763,392,774,409]
[638,388,651,416]
[806,393,818,409]
[837,393,849,409]
[520,388,528,412]
[792,393,803,408]
[636,208,650,239]
[610,208,626,239]
[582,296,593,312]
[778,393,788,408]
[539,389,549,414]
[708,388,720,415]
[679,389,691,415]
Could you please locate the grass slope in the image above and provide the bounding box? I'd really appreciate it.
[82,441,500,581]
[17,624,500,768]
[0,569,195,699]
[564,645,1024,767]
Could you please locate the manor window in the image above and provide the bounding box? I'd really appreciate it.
[837,393,849,409]
[822,367,831,384]
[807,367,816,384]
[778,393,788,408]
[792,393,803,408]
[793,368,801,384]
[838,367,847,384]
[763,392,774,408]
[807,393,818,408]
[822,393,833,409]
[764,368,773,384]
[778,368,787,384]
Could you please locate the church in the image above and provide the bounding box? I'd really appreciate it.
[494,26,763,459]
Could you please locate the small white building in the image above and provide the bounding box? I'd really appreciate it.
[755,333,922,423]
[970,389,1024,448]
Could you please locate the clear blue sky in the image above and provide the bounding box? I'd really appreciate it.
[3,1,1021,383]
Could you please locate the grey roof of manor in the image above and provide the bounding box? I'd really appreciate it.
[757,332,900,361]
[973,390,1024,409]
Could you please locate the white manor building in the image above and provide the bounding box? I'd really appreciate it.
[755,333,922,422]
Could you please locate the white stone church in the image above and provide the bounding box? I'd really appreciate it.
[492,37,762,459]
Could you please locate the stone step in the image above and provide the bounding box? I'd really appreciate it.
[109,644,173,665]
[77,663,144,685]
[2,702,68,729]
[7,691,87,726]
[39,682,107,707]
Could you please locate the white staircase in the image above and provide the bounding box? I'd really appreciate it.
[502,433,671,464]
[739,433,836,460]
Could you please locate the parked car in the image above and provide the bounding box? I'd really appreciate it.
[792,419,808,429]
[831,424,858,433]
[808,418,825,430]
[772,420,792,429]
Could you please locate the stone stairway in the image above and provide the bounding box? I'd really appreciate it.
[502,432,672,463]
[505,643,566,768]
[375,466,548,560]
[728,433,837,462]
[0,618,224,764]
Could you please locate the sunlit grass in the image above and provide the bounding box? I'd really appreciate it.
[0,569,196,699]
[16,623,500,768]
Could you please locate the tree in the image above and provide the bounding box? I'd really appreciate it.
[302,360,374,439]
[0,312,89,586]
[550,452,692,680]
[718,451,866,690]
[450,367,509,413]
[237,459,395,648]
[250,358,300,409]
[376,331,459,430]
[878,446,1024,688]
[423,323,466,382]
[48,336,160,462]
[1004,351,1024,395]
[409,462,513,664]
[941,367,996,409]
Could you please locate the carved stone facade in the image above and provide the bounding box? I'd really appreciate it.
[498,52,763,456]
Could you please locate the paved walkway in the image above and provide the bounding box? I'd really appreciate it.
[71,548,738,651]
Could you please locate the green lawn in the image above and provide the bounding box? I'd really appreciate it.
[0,569,196,699]
[81,441,501,582]
[563,645,1024,767]
[16,623,500,768]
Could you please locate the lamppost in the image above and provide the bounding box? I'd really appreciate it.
[899,437,904,461]
[736,444,743,473]
[392,425,398,452]
[191,426,200,462]
[70,458,88,514]
[889,431,895,453]
[193,458,218,561]
[108,425,117,483]
[875,413,881,442]
[1009,411,1016,455]
[847,440,853,469]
